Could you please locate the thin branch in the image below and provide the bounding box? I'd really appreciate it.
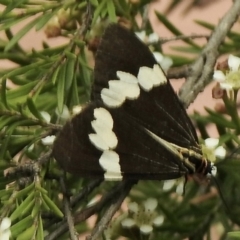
[159,34,210,44]
[0,109,62,130]
[45,180,136,240]
[60,177,78,240]
[141,4,150,29]
[29,0,92,98]
[179,0,240,107]
[167,65,190,79]
[86,180,136,240]
[6,150,51,178]
[70,179,103,207]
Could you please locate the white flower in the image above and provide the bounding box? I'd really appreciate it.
[41,135,56,145]
[135,31,147,42]
[135,31,172,72]
[163,179,185,195]
[121,218,136,228]
[55,105,70,121]
[122,198,164,235]
[135,31,159,44]
[214,55,240,90]
[72,105,82,115]
[0,218,11,240]
[140,225,153,235]
[148,32,159,43]
[128,202,138,213]
[28,144,34,151]
[144,198,157,211]
[162,179,176,191]
[40,111,51,123]
[153,215,164,227]
[153,52,173,72]
[204,138,226,160]
[176,181,184,195]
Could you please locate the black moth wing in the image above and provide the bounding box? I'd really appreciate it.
[52,24,204,180]
[93,24,200,152]
[53,101,188,179]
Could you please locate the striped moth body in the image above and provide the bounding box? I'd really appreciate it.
[52,24,213,181]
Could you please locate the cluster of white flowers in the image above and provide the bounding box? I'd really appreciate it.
[204,138,226,161]
[31,104,82,148]
[135,31,173,72]
[40,111,56,146]
[162,179,184,195]
[121,198,164,235]
[214,54,240,90]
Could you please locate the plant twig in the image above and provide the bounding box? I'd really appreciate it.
[70,179,103,207]
[86,180,136,240]
[29,0,92,98]
[159,34,210,44]
[179,0,240,107]
[167,65,190,79]
[0,109,62,130]
[60,177,78,240]
[45,182,134,240]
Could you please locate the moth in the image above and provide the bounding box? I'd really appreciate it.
[52,24,213,181]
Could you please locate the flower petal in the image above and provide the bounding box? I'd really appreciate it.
[153,52,163,63]
[176,182,184,195]
[213,70,226,81]
[0,218,11,231]
[215,146,226,159]
[55,105,70,120]
[41,136,56,145]
[148,32,159,43]
[140,224,153,235]
[40,111,51,123]
[153,216,164,226]
[163,179,175,191]
[128,202,138,213]
[135,31,146,41]
[72,105,82,115]
[160,56,173,71]
[228,54,240,71]
[205,138,219,148]
[219,82,233,90]
[0,230,11,240]
[121,218,136,228]
[144,198,158,212]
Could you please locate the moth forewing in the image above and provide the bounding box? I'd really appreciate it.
[53,24,213,181]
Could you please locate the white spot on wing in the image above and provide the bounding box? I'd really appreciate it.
[101,88,125,107]
[116,71,138,84]
[137,67,153,91]
[89,134,109,150]
[93,108,113,129]
[99,150,122,180]
[109,80,140,99]
[137,64,167,91]
[89,108,118,151]
[100,64,167,106]
[91,120,118,149]
[153,64,167,84]
[101,71,140,107]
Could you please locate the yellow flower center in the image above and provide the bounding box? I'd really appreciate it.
[225,70,240,89]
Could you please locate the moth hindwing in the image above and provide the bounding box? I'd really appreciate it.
[52,24,212,180]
